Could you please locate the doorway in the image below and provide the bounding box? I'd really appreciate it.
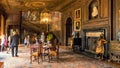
[66,17,72,46]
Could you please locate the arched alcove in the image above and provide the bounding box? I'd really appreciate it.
[89,0,99,19]
[66,17,72,46]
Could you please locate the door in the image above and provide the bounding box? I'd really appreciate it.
[66,17,72,46]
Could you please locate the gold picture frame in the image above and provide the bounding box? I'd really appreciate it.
[74,20,81,31]
[75,8,81,20]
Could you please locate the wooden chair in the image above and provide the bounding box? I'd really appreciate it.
[49,43,59,62]
[30,43,43,64]
[42,45,50,62]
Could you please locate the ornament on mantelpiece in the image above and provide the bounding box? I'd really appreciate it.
[117,32,120,41]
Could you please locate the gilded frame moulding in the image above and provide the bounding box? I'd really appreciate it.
[74,20,81,31]
[74,8,81,20]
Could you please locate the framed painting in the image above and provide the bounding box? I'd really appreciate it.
[75,8,81,20]
[74,20,81,31]
[22,10,40,21]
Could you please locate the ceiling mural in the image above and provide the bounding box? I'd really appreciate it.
[22,10,40,22]
[0,0,76,12]
[0,0,76,32]
[22,10,61,31]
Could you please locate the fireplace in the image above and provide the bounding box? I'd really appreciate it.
[83,29,107,54]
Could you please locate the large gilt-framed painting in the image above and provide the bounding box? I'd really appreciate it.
[74,20,81,31]
[22,10,40,21]
[75,8,81,20]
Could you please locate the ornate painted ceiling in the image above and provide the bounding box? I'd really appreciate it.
[0,0,76,12]
[0,0,76,33]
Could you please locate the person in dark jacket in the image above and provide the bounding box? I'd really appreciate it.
[10,31,19,57]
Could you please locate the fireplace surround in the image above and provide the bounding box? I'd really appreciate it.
[83,28,108,58]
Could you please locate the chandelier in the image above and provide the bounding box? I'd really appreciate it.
[40,8,51,24]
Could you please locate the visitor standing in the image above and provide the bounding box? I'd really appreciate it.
[26,35,30,47]
[40,32,45,43]
[10,31,19,57]
[1,34,7,52]
[7,35,12,53]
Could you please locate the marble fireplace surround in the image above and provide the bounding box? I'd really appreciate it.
[83,28,107,54]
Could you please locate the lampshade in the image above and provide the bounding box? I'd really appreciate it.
[40,8,51,24]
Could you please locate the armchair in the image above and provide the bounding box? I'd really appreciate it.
[49,40,59,62]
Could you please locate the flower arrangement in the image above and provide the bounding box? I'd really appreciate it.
[46,33,53,42]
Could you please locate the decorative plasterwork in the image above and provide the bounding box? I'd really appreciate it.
[0,0,76,11]
[25,2,45,8]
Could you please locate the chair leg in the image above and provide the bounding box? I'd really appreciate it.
[57,56,59,62]
[38,56,39,64]
[30,56,32,64]
[41,54,43,61]
[48,55,51,62]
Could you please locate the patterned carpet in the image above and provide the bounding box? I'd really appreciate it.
[0,46,119,68]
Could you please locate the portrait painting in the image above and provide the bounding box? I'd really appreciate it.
[75,8,81,20]
[74,20,81,31]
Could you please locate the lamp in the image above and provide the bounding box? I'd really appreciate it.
[40,8,51,32]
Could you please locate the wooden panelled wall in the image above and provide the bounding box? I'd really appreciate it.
[61,0,111,45]
[114,0,120,40]
[0,6,7,35]
[6,11,20,37]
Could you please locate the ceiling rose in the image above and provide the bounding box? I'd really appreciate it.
[25,2,45,8]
